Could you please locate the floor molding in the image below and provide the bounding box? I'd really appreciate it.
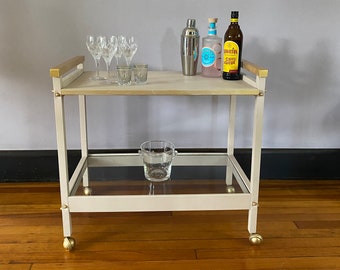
[0,149,339,182]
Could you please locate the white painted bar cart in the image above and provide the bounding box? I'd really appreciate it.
[50,56,268,250]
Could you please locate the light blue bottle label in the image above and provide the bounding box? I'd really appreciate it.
[202,47,216,67]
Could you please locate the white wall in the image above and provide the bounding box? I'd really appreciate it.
[0,0,339,150]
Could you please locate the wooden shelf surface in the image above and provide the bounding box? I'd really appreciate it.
[59,71,261,96]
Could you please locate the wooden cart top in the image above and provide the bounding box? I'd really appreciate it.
[50,56,268,96]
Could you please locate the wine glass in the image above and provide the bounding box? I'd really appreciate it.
[101,36,118,82]
[122,36,138,66]
[86,35,105,80]
[114,35,125,66]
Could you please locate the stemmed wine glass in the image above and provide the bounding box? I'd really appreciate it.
[86,35,105,80]
[101,36,118,82]
[121,36,138,66]
[114,35,125,66]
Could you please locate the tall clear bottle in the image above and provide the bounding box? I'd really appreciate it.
[201,18,222,77]
[223,11,243,80]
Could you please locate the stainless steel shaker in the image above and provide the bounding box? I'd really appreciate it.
[181,19,200,76]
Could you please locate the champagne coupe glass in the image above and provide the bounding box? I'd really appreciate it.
[86,35,105,80]
[101,36,118,81]
[122,36,138,66]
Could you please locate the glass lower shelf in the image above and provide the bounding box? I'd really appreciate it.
[72,166,250,196]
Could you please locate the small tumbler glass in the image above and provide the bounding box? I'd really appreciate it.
[116,65,132,85]
[139,140,176,182]
[133,64,148,84]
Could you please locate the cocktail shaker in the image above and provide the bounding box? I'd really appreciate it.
[181,19,200,76]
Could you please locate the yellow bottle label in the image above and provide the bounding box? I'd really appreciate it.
[223,41,239,73]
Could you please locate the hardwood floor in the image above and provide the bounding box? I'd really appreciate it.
[1,180,340,269]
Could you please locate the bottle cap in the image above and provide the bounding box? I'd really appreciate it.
[231,11,239,18]
[207,18,218,35]
[208,18,218,24]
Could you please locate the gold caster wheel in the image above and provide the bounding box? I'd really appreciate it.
[226,185,235,193]
[63,237,76,251]
[83,186,92,196]
[249,233,263,245]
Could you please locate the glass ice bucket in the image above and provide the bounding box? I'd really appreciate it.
[139,140,177,182]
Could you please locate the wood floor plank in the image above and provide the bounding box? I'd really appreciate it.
[0,265,32,270]
[196,246,340,260]
[30,257,340,270]
[294,220,340,229]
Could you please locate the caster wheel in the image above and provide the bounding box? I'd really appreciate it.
[63,237,76,251]
[249,233,263,245]
[226,185,235,193]
[83,186,92,196]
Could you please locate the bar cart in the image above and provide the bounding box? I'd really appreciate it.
[50,56,268,250]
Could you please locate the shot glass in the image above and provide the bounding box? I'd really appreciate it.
[133,64,148,84]
[116,65,132,85]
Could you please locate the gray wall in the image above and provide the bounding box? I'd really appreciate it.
[1,0,339,150]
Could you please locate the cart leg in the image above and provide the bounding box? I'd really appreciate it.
[79,95,92,195]
[248,93,265,244]
[226,96,237,190]
[54,93,75,250]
